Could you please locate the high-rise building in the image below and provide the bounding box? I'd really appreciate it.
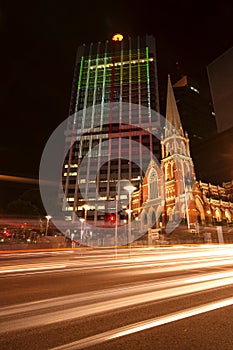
[173,75,217,147]
[61,34,161,229]
[207,47,233,133]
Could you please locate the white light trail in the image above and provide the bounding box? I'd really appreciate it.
[1,270,233,333]
[0,264,66,274]
[1,269,232,317]
[1,246,233,277]
[50,296,233,350]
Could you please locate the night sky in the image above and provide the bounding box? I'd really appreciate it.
[0,1,232,206]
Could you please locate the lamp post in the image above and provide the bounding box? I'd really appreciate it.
[124,185,136,250]
[82,204,90,244]
[45,215,52,236]
[82,204,89,221]
[114,195,119,258]
[123,219,127,245]
[80,218,85,241]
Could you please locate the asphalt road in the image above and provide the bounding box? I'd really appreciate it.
[1,245,233,349]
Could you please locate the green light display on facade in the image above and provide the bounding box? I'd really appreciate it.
[78,56,84,89]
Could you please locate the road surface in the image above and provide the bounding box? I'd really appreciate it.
[1,245,233,349]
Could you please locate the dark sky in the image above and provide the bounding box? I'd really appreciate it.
[0,0,232,182]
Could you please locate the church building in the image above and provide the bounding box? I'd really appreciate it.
[135,76,233,232]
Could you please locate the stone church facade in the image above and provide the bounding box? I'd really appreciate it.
[133,76,233,232]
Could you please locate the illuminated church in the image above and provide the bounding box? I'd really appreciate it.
[133,76,233,231]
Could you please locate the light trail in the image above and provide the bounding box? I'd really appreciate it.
[50,296,233,350]
[0,250,75,258]
[2,245,233,277]
[0,174,39,184]
[2,269,233,333]
[1,269,233,318]
[117,256,233,276]
[0,174,56,186]
[0,255,231,277]
[0,264,66,274]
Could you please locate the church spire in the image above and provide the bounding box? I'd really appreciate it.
[165,75,184,138]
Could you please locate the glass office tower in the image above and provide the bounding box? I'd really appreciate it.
[61,34,160,229]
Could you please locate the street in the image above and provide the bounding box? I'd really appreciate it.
[1,245,233,349]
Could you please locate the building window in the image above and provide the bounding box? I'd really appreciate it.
[215,208,222,222]
[149,169,158,200]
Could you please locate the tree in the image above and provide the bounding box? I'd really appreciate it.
[20,189,46,215]
[7,198,40,216]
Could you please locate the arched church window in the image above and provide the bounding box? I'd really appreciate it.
[164,163,170,181]
[171,161,175,179]
[215,208,222,222]
[149,169,158,200]
[225,210,231,222]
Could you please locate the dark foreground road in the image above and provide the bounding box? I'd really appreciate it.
[1,245,233,349]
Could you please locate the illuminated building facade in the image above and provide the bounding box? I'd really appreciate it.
[62,34,160,225]
[138,76,233,231]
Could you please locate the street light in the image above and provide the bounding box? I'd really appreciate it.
[124,185,136,248]
[45,215,52,236]
[82,204,90,221]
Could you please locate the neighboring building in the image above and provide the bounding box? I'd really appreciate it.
[173,75,217,147]
[61,34,161,226]
[138,76,233,232]
[207,46,233,133]
[193,47,233,185]
[193,126,233,184]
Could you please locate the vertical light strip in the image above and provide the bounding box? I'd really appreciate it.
[91,43,100,226]
[91,45,100,130]
[64,55,85,213]
[120,42,123,124]
[145,47,151,117]
[73,54,83,215]
[129,46,132,124]
[71,55,84,216]
[77,57,84,90]
[74,54,89,215]
[137,38,143,183]
[100,44,108,128]
[97,41,108,210]
[128,41,132,180]
[81,58,91,133]
[146,46,153,161]
[107,50,114,200]
[74,55,84,122]
[118,41,124,187]
[81,47,92,201]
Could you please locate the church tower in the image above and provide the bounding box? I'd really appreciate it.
[161,75,197,230]
[140,75,198,233]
